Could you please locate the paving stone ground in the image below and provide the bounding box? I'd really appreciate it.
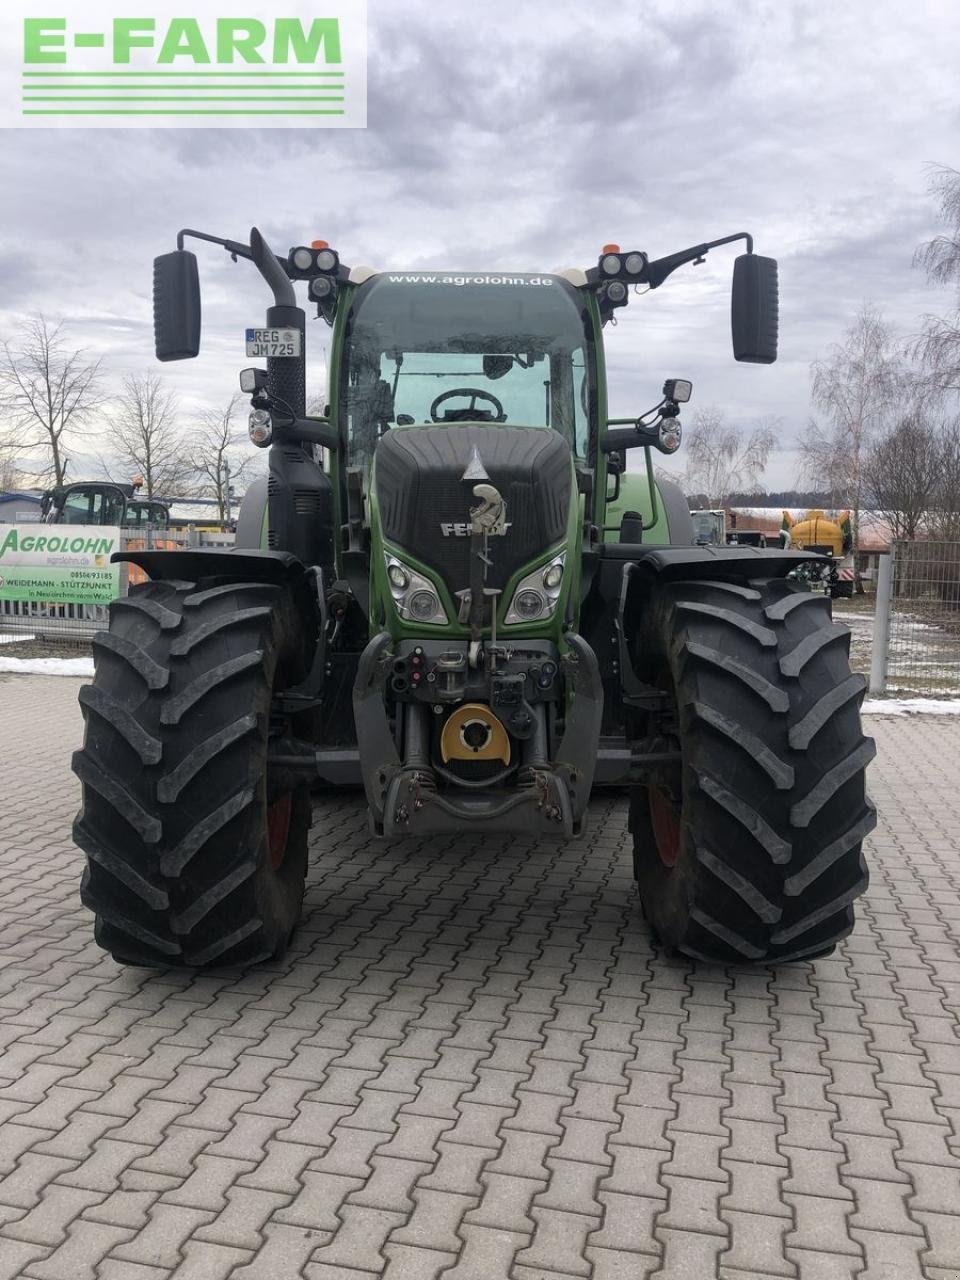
[2,674,960,1280]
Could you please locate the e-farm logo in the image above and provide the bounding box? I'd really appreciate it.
[3,2,366,128]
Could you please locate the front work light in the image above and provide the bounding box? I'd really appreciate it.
[288,244,341,278]
[663,378,692,403]
[240,367,267,395]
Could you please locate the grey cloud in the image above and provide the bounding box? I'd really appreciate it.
[0,0,957,492]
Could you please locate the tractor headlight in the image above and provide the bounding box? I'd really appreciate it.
[408,589,442,621]
[314,248,338,272]
[291,246,314,271]
[601,253,622,276]
[505,551,565,625]
[384,553,448,624]
[543,562,564,591]
[624,252,647,276]
[248,408,273,447]
[388,562,409,591]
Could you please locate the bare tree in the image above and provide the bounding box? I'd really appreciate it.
[683,408,776,508]
[913,166,960,396]
[0,315,105,485]
[794,416,850,509]
[107,373,189,500]
[862,413,941,541]
[804,304,902,557]
[0,442,21,491]
[191,394,253,520]
[930,418,960,540]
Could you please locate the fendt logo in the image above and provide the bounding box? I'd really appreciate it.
[1,2,367,128]
[440,522,513,538]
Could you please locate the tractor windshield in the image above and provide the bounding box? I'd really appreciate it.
[340,273,594,470]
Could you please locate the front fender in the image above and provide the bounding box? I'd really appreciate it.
[605,543,824,582]
[114,547,304,584]
[615,545,827,636]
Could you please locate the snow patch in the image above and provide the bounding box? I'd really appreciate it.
[0,633,35,645]
[862,698,960,716]
[0,656,93,677]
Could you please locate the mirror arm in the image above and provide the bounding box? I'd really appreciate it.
[175,227,297,306]
[643,231,754,289]
[176,228,256,262]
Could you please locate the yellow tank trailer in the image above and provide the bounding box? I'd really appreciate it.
[781,510,855,597]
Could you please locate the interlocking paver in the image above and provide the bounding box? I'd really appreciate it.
[5,682,960,1277]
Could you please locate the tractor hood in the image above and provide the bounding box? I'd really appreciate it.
[373,424,572,599]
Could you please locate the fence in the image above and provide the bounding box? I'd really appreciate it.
[870,541,960,696]
[0,526,234,647]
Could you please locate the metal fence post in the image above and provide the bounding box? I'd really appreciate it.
[870,545,895,695]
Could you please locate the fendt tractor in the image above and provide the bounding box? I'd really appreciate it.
[72,226,876,970]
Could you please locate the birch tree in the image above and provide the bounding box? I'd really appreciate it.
[683,408,776,508]
[804,304,902,556]
[914,166,960,396]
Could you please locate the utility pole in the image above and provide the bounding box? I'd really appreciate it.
[222,458,232,522]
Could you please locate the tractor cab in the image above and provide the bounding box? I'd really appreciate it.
[125,498,170,530]
[42,481,170,529]
[340,273,592,471]
[42,481,131,526]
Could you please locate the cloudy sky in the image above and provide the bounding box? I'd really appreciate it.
[0,0,958,490]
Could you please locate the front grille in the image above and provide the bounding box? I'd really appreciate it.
[375,425,571,597]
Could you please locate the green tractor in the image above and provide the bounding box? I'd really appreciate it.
[72,226,875,969]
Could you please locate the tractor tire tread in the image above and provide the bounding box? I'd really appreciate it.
[73,578,311,969]
[629,576,876,963]
[789,674,867,750]
[92,632,169,689]
[683,641,790,713]
[110,596,183,630]
[78,684,163,765]
[170,606,274,656]
[779,624,850,677]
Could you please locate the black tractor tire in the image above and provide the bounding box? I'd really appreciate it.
[73,578,313,968]
[628,576,875,964]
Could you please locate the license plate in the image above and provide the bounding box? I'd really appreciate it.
[245,328,301,358]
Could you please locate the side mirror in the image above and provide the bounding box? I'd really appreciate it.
[731,254,778,364]
[154,250,201,361]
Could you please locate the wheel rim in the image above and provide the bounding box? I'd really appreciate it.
[649,786,682,868]
[267,792,292,871]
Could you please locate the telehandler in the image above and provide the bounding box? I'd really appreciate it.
[72,226,875,968]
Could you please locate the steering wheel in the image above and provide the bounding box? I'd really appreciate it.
[430,388,506,423]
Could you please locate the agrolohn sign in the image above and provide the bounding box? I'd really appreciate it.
[0,524,121,606]
[0,1,367,128]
